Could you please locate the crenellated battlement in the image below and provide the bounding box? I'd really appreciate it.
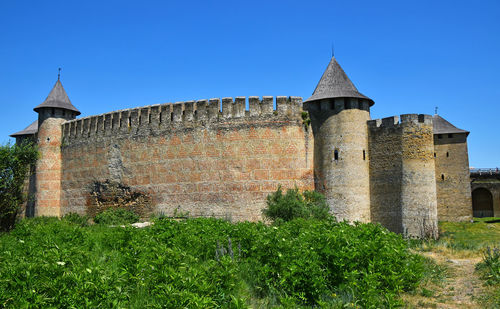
[367,114,433,130]
[62,96,303,143]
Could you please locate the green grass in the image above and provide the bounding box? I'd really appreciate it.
[0,216,426,308]
[411,220,500,252]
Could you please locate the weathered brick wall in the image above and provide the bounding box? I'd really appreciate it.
[60,96,314,221]
[369,114,438,238]
[434,133,472,221]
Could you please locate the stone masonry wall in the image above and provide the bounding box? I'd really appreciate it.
[306,98,371,222]
[369,114,438,238]
[35,108,74,216]
[434,133,472,221]
[60,96,314,221]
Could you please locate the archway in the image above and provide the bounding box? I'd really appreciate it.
[472,188,494,218]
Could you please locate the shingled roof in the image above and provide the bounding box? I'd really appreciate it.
[305,56,374,106]
[33,80,80,115]
[433,115,469,136]
[10,120,38,137]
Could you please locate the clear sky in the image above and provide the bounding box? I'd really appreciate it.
[1,0,499,167]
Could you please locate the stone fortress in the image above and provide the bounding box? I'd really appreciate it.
[12,57,477,238]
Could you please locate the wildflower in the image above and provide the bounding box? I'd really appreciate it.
[19,240,24,243]
[56,261,65,266]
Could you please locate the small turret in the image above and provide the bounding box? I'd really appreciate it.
[304,57,373,222]
[34,76,79,216]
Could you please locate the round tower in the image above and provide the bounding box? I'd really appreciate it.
[33,76,80,216]
[304,57,373,222]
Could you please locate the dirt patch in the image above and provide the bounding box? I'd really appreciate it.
[404,251,485,308]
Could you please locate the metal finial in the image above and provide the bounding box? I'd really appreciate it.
[331,43,335,58]
[435,106,438,115]
[58,68,61,80]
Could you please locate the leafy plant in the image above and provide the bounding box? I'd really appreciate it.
[0,141,38,231]
[93,208,139,225]
[476,247,500,285]
[262,186,330,223]
[0,216,424,307]
[62,212,90,227]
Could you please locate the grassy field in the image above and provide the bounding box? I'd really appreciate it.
[0,214,498,308]
[0,215,426,308]
[404,219,500,308]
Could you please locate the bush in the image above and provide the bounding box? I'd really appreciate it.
[0,141,38,231]
[62,213,90,227]
[94,208,139,225]
[476,247,500,285]
[0,217,424,307]
[262,186,330,223]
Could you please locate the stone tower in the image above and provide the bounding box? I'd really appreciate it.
[433,114,472,221]
[33,78,80,216]
[304,57,373,222]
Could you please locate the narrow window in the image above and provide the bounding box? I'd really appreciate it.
[149,113,152,123]
[194,110,198,117]
[128,116,131,127]
[446,152,449,157]
[51,108,55,116]
[334,149,339,161]
[159,112,162,123]
[434,152,436,158]
[363,150,366,160]
[138,114,141,125]
[441,174,445,181]
[344,98,350,110]
[119,118,122,127]
[170,112,174,121]
[438,134,442,139]
[448,134,453,138]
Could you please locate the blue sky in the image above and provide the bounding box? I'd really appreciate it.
[1,0,499,167]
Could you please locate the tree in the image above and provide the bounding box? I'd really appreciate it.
[0,141,38,231]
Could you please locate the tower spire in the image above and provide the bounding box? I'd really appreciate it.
[58,68,61,80]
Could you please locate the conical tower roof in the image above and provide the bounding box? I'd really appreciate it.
[33,79,80,115]
[433,114,469,136]
[305,57,374,106]
[10,120,38,137]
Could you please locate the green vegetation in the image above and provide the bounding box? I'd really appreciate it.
[0,216,425,308]
[412,220,500,252]
[0,142,38,231]
[262,186,330,223]
[94,208,139,225]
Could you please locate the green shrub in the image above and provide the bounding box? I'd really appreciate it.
[94,208,139,225]
[0,217,424,307]
[62,213,90,227]
[476,247,500,285]
[0,141,38,231]
[262,186,330,223]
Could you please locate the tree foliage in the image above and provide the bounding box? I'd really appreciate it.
[0,141,38,231]
[263,186,331,223]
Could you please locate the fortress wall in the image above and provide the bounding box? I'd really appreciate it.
[434,133,472,221]
[369,114,438,238]
[60,96,314,221]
